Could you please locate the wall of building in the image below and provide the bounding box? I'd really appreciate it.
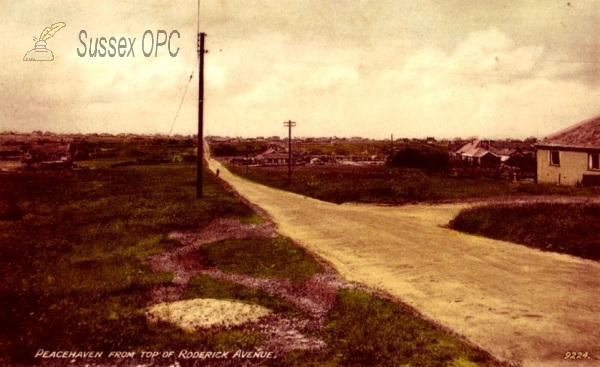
[537,148,600,185]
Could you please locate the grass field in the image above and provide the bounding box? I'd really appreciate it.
[269,288,499,367]
[0,163,503,366]
[185,239,501,367]
[227,164,598,204]
[199,237,324,283]
[450,203,600,261]
[0,165,259,364]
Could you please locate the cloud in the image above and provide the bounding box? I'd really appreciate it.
[306,27,600,139]
[3,1,600,139]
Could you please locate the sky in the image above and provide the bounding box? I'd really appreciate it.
[2,0,600,139]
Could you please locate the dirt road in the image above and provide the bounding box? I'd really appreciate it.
[207,159,600,367]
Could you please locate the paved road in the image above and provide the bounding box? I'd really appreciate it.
[208,159,600,367]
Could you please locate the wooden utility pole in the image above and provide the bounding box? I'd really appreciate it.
[284,120,296,183]
[196,32,205,199]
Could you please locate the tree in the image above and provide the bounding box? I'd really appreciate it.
[387,144,449,172]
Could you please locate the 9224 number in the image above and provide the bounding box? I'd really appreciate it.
[564,352,589,359]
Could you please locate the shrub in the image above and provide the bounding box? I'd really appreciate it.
[450,203,600,261]
[387,144,450,172]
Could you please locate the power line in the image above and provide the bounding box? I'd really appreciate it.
[167,55,199,136]
[167,0,201,136]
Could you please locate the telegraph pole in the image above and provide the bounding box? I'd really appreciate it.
[283,120,296,183]
[196,32,206,199]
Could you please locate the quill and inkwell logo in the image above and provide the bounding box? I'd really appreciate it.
[23,22,66,61]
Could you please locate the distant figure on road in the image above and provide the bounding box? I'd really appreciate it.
[216,169,220,177]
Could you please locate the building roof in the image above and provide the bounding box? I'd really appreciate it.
[256,148,292,160]
[455,139,480,154]
[455,139,480,155]
[455,139,504,159]
[488,147,516,157]
[538,114,600,149]
[472,148,492,158]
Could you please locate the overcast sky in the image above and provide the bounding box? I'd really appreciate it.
[2,0,600,139]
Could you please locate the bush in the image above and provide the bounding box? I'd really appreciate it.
[450,203,600,261]
[387,144,449,172]
[212,144,238,156]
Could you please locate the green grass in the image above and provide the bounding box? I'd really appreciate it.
[227,164,600,204]
[0,162,505,366]
[191,236,501,366]
[450,203,600,261]
[268,289,500,367]
[0,164,259,365]
[200,237,324,283]
[182,274,308,320]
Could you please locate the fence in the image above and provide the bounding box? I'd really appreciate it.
[451,166,535,181]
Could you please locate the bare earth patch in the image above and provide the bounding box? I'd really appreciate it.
[146,299,272,331]
[144,216,361,358]
[145,217,278,302]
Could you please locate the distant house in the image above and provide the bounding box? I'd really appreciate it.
[536,115,600,186]
[21,142,72,171]
[310,157,324,165]
[488,147,516,162]
[257,152,291,166]
[453,139,501,166]
[255,146,300,166]
[501,147,536,169]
